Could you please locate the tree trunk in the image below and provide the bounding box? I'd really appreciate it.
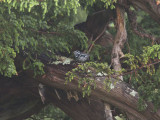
[111,4,127,80]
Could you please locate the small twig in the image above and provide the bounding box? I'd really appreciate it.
[54,89,61,100]
[84,34,93,53]
[112,59,160,78]
[87,22,109,54]
[92,9,106,16]
[127,9,156,44]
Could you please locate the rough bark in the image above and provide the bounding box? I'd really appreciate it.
[0,78,44,120]
[47,89,107,120]
[36,65,160,120]
[111,5,127,80]
[0,72,110,120]
[1,64,160,120]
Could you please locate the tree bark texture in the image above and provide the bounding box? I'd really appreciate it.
[39,64,160,120]
[1,64,160,120]
[111,5,127,80]
[36,65,160,120]
[0,78,44,120]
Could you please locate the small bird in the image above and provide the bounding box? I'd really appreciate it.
[73,50,81,59]
[38,83,46,104]
[73,50,90,62]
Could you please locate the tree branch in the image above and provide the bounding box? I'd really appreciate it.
[128,0,160,25]
[34,64,160,120]
[111,5,127,80]
[127,9,156,44]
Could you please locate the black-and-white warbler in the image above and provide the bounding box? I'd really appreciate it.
[73,50,90,62]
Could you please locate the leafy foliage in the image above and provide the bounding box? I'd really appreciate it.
[121,10,160,110]
[0,1,89,76]
[0,0,117,77]
[123,45,160,110]
[66,62,120,97]
[26,104,71,120]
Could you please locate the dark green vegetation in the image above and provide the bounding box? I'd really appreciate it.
[26,105,71,120]
[1,0,160,120]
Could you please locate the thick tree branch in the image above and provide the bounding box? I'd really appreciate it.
[111,5,127,80]
[33,64,160,120]
[1,63,160,120]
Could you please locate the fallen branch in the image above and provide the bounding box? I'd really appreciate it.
[34,64,160,120]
